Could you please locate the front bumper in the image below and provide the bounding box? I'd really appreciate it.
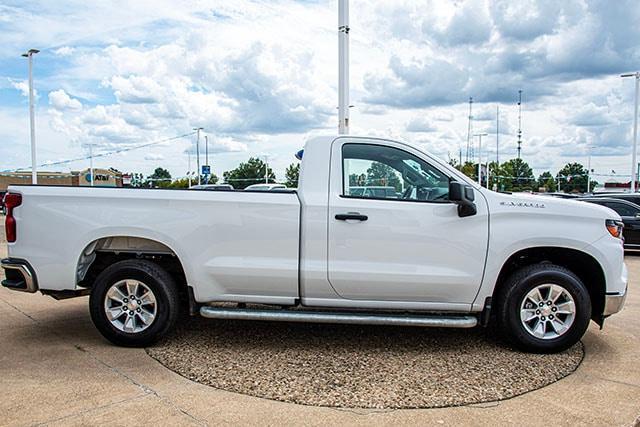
[1,258,38,293]
[603,286,627,316]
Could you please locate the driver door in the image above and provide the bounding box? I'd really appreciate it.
[327,138,489,305]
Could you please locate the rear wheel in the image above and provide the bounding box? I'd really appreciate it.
[89,259,179,347]
[498,264,591,353]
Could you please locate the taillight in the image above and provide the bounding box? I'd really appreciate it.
[4,193,22,243]
[606,219,623,240]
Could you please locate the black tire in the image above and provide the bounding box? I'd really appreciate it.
[89,259,180,347]
[498,263,591,354]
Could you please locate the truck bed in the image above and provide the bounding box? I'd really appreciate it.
[7,185,301,303]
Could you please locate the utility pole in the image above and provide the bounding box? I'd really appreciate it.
[622,72,640,192]
[517,90,523,159]
[204,135,209,184]
[496,105,500,164]
[188,151,192,187]
[264,155,269,184]
[22,48,39,184]
[466,97,473,162]
[205,135,209,168]
[89,143,94,187]
[338,0,350,134]
[474,133,488,186]
[193,127,203,185]
[587,145,592,193]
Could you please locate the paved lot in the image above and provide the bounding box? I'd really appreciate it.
[1,223,639,426]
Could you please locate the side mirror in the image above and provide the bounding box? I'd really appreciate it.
[449,181,477,217]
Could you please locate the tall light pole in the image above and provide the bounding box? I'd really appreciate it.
[495,105,500,165]
[205,135,209,167]
[22,48,39,184]
[622,72,640,192]
[474,133,488,186]
[587,145,592,193]
[338,0,350,134]
[89,142,94,187]
[264,155,269,184]
[193,127,203,185]
[187,151,192,188]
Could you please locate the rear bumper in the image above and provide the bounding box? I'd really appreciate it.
[603,288,627,316]
[1,258,38,293]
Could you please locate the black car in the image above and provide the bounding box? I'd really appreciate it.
[578,197,640,249]
[590,192,640,206]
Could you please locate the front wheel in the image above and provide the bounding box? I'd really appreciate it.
[89,259,180,347]
[498,264,591,353]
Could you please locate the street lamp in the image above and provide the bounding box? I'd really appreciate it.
[22,48,39,184]
[338,0,350,134]
[622,72,640,192]
[587,145,592,194]
[474,133,488,186]
[193,127,203,185]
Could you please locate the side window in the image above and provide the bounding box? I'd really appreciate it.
[606,202,638,217]
[342,143,450,202]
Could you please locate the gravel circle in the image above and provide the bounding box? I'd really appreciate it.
[147,316,583,409]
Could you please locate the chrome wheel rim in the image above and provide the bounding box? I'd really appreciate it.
[104,279,157,333]
[520,283,576,340]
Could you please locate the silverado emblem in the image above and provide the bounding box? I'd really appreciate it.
[500,201,546,209]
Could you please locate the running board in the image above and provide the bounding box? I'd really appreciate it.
[199,307,478,328]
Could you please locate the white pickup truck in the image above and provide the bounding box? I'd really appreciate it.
[2,136,628,353]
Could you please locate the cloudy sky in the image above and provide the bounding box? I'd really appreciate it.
[1,0,639,182]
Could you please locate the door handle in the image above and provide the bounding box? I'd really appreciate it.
[335,212,368,221]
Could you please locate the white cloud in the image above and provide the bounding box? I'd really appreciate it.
[9,79,32,98]
[48,90,82,110]
[406,116,438,132]
[109,75,163,104]
[144,153,164,161]
[54,46,75,56]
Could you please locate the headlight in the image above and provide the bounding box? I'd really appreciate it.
[606,219,624,239]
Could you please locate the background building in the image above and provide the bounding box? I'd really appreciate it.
[0,168,122,191]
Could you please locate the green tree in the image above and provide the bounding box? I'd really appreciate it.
[499,158,535,192]
[200,173,219,185]
[349,173,366,186]
[167,178,190,189]
[366,162,402,191]
[146,167,172,188]
[285,163,300,188]
[125,172,145,188]
[460,161,477,181]
[537,171,557,192]
[223,157,276,189]
[557,162,593,193]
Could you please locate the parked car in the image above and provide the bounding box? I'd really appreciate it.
[0,191,6,215]
[347,186,398,199]
[589,192,640,206]
[541,192,582,199]
[577,197,640,249]
[1,136,627,353]
[190,184,234,191]
[244,183,287,191]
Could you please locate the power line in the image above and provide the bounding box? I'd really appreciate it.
[5,132,196,172]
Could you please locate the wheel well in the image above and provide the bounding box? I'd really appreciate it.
[493,247,605,321]
[77,237,188,297]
